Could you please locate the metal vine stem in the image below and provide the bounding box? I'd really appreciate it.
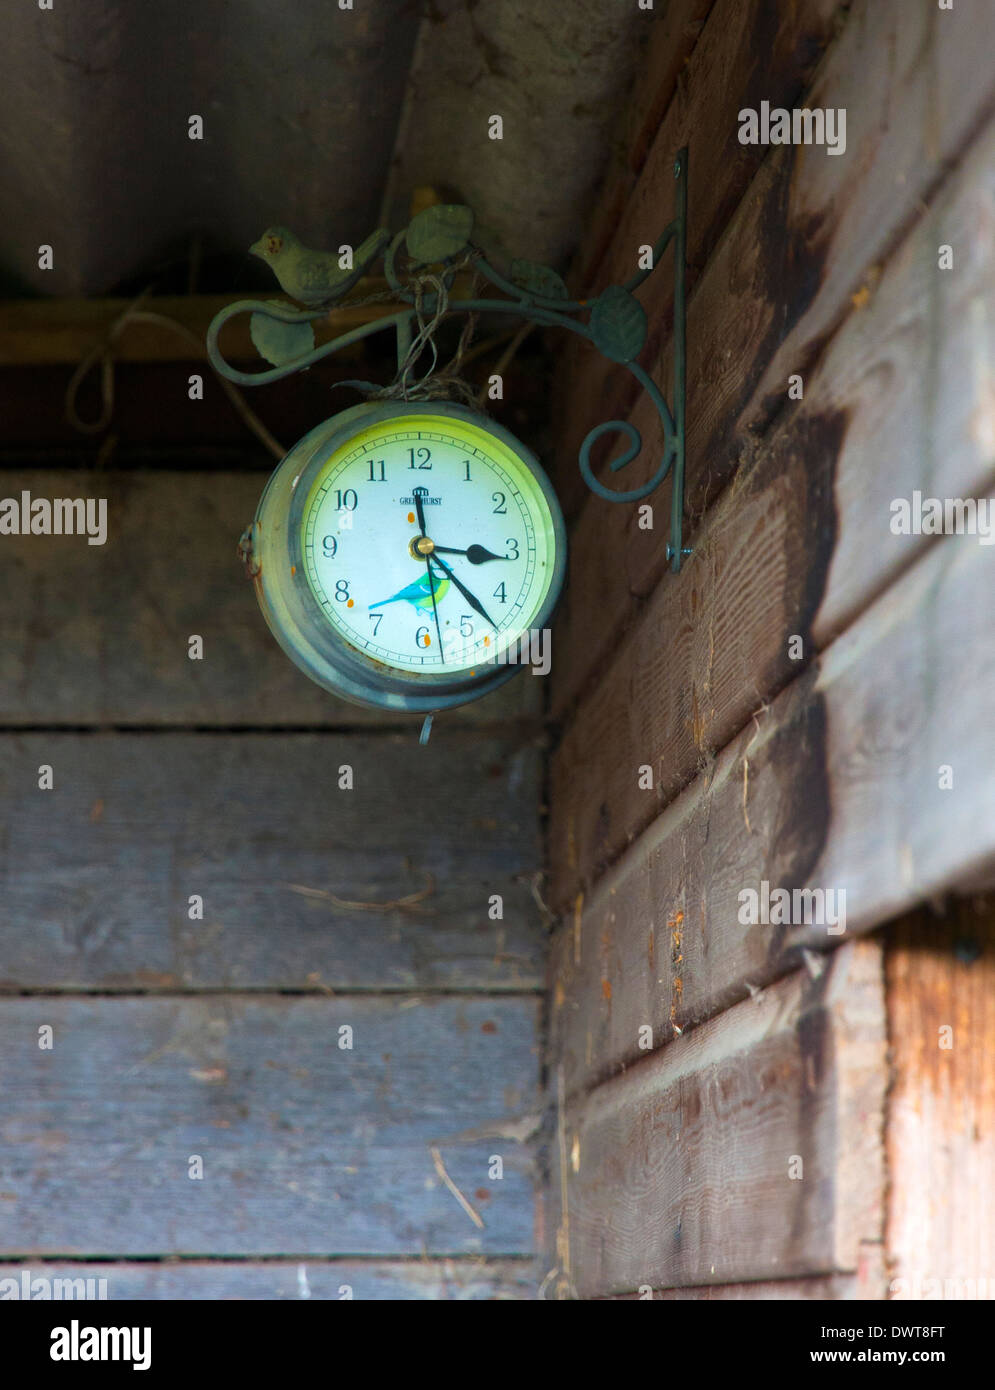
[207,148,689,570]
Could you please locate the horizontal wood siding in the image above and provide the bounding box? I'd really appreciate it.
[0,995,539,1256]
[0,470,540,728]
[550,943,885,1297]
[0,1259,535,1300]
[545,0,995,1298]
[549,118,995,905]
[0,732,542,992]
[550,0,995,716]
[550,499,995,1095]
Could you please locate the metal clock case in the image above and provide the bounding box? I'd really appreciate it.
[243,400,568,713]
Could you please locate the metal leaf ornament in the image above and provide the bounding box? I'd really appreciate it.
[406,204,474,266]
[589,285,647,363]
[249,302,316,367]
[509,257,569,300]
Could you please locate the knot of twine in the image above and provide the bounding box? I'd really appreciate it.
[372,254,480,407]
[65,286,286,461]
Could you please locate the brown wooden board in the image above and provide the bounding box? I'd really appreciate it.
[0,471,541,727]
[549,511,995,1092]
[550,0,995,712]
[548,116,995,897]
[884,898,995,1299]
[0,1258,536,1300]
[548,943,885,1297]
[0,289,399,365]
[0,995,539,1256]
[567,0,716,295]
[0,366,377,455]
[0,733,543,991]
[553,0,844,514]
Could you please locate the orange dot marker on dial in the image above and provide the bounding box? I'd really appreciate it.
[407,511,415,523]
[346,599,354,608]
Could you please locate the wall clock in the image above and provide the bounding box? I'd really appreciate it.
[240,399,567,713]
[211,155,687,722]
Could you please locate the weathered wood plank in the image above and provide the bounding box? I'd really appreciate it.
[554,0,843,517]
[0,288,397,365]
[549,508,995,1091]
[0,1259,536,1300]
[549,944,885,1297]
[0,471,541,726]
[884,898,995,1299]
[0,733,543,991]
[609,1275,862,1300]
[566,0,715,294]
[549,115,995,894]
[0,995,539,1256]
[550,0,995,709]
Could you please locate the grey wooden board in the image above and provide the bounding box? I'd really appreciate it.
[610,1275,860,1300]
[0,995,539,1256]
[0,1259,536,1300]
[0,471,541,727]
[0,733,544,991]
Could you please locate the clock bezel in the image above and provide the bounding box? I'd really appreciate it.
[249,399,567,712]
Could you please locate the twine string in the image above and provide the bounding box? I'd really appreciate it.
[372,252,481,406]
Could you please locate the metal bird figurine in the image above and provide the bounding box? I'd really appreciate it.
[249,225,390,306]
[369,572,451,613]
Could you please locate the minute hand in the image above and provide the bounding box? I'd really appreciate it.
[429,553,497,629]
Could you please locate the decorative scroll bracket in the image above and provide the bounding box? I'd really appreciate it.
[206,147,689,571]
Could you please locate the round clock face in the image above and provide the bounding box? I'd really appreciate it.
[298,412,560,676]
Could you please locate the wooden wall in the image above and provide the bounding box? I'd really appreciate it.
[0,434,545,1293]
[544,0,995,1299]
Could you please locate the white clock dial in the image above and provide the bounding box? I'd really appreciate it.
[300,414,558,675]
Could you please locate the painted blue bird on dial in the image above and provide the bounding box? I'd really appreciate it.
[369,571,451,613]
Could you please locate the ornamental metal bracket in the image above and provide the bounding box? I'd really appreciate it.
[207,147,689,570]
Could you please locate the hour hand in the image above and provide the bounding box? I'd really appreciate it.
[431,544,509,565]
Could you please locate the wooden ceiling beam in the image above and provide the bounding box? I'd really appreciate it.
[0,286,398,366]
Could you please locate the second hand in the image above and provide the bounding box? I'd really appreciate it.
[413,491,444,663]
